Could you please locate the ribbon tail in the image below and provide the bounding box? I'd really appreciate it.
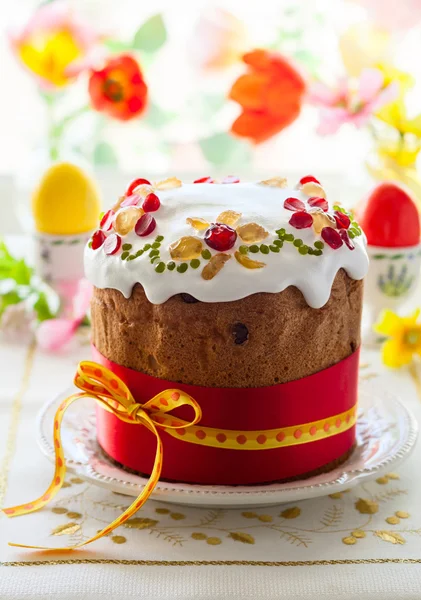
[3,392,86,521]
[8,418,163,551]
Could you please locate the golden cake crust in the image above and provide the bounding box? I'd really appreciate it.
[91,268,362,388]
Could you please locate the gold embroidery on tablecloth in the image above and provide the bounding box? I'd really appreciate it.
[0,342,36,509]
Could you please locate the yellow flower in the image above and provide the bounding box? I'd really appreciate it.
[374,309,421,368]
[10,3,96,88]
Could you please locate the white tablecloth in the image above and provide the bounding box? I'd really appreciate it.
[1,339,421,600]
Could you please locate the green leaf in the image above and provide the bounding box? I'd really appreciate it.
[10,259,32,285]
[0,290,21,317]
[199,133,252,167]
[102,39,133,53]
[32,292,55,322]
[93,142,118,166]
[133,14,167,53]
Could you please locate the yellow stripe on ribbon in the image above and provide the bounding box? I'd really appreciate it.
[2,361,201,551]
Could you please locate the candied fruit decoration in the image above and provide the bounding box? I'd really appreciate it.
[308,196,328,212]
[114,206,144,236]
[301,181,326,198]
[216,210,242,227]
[234,251,266,269]
[142,192,160,213]
[91,230,106,250]
[233,322,249,345]
[299,175,320,186]
[104,233,122,255]
[204,223,237,251]
[125,177,151,196]
[186,217,210,231]
[135,213,157,237]
[289,211,313,229]
[155,177,182,190]
[284,197,305,211]
[260,176,288,187]
[222,176,240,183]
[169,236,203,260]
[194,176,216,183]
[120,194,141,208]
[100,209,115,231]
[237,222,269,243]
[334,210,351,229]
[309,209,336,234]
[201,253,231,280]
[181,293,199,303]
[339,228,355,250]
[321,227,343,249]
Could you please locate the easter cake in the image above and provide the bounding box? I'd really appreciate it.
[85,175,369,485]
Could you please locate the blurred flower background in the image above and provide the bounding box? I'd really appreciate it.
[1,0,421,180]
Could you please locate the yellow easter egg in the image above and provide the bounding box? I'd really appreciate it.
[32,162,101,235]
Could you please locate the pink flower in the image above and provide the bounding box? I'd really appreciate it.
[36,279,92,352]
[9,1,98,88]
[309,68,398,135]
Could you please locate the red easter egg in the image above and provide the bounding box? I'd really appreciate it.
[356,182,420,247]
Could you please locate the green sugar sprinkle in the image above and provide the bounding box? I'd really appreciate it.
[314,240,324,250]
[152,242,161,249]
[260,244,269,254]
[201,249,211,260]
[284,233,294,242]
[155,262,166,273]
[167,261,176,271]
[122,243,132,251]
[298,245,309,255]
[155,235,164,242]
[177,263,188,273]
[293,239,303,247]
[190,259,200,269]
[144,243,151,250]
[150,256,160,264]
[348,230,355,239]
[239,245,249,255]
[313,249,322,256]
[135,249,144,257]
[88,241,93,249]
[121,251,129,260]
[127,255,136,261]
[99,211,105,220]
[149,249,159,257]
[276,228,286,236]
[273,239,283,247]
[269,245,280,253]
[307,247,314,255]
[249,245,259,253]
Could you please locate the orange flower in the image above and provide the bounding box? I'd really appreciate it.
[88,54,148,122]
[229,49,306,143]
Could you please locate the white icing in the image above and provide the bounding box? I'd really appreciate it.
[84,182,369,308]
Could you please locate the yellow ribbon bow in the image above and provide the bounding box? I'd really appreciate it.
[3,360,202,551]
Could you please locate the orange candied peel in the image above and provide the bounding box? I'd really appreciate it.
[259,177,288,188]
[154,177,182,190]
[234,252,266,269]
[114,206,144,235]
[201,253,231,280]
[216,210,242,227]
[301,181,326,198]
[186,217,210,231]
[236,223,269,243]
[169,236,203,260]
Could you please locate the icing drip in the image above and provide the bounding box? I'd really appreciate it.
[84,181,369,308]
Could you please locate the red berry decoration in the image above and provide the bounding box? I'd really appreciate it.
[333,210,351,229]
[100,210,115,231]
[284,197,305,211]
[204,223,237,251]
[299,175,320,185]
[321,227,343,249]
[104,233,122,255]
[125,177,151,196]
[289,211,313,229]
[308,196,328,212]
[135,213,157,237]
[194,176,216,183]
[91,230,106,250]
[142,192,160,212]
[120,194,141,208]
[339,228,354,250]
[222,176,240,184]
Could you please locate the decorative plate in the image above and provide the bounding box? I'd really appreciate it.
[36,382,418,508]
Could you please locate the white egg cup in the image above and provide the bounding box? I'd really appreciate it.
[363,243,421,346]
[33,231,91,312]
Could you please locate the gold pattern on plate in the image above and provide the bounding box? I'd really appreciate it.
[206,537,222,545]
[191,533,207,540]
[386,473,400,480]
[51,507,68,514]
[155,508,170,514]
[355,498,379,514]
[280,507,301,519]
[342,536,357,545]
[386,516,400,525]
[70,477,85,485]
[242,512,258,519]
[0,342,36,508]
[111,535,127,544]
[376,477,389,485]
[352,530,366,539]
[396,511,410,519]
[229,532,255,544]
